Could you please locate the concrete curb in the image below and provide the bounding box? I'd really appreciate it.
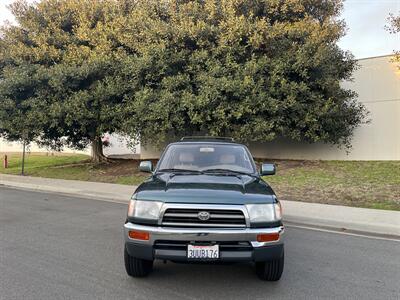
[280,200,400,238]
[0,180,129,203]
[1,174,399,238]
[0,174,134,203]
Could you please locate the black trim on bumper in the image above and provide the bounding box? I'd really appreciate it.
[125,242,283,262]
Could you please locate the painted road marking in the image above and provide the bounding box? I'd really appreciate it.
[286,224,400,242]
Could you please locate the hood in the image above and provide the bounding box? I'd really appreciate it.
[133,173,276,205]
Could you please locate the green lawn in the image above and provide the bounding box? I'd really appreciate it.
[0,153,147,186]
[1,153,399,210]
[1,153,89,174]
[264,160,400,211]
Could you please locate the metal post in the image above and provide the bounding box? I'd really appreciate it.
[3,154,8,169]
[21,140,26,175]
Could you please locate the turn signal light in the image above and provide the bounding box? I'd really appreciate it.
[128,230,150,240]
[257,233,280,242]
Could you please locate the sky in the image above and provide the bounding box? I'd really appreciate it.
[0,0,399,59]
[338,0,399,58]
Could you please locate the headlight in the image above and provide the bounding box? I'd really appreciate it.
[246,203,282,223]
[127,199,163,220]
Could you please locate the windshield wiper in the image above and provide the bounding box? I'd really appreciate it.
[157,168,203,174]
[201,168,255,177]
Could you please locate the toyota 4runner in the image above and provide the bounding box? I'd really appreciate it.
[124,137,284,281]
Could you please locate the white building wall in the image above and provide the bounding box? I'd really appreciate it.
[140,144,163,159]
[0,138,90,155]
[0,133,139,157]
[103,133,140,158]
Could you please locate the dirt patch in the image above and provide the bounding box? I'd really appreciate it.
[87,158,159,177]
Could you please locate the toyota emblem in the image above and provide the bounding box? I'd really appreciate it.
[197,211,210,221]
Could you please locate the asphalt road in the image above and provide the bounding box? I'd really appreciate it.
[1,187,399,300]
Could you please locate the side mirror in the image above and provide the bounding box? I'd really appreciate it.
[139,161,153,173]
[260,163,276,176]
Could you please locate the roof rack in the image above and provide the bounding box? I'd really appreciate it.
[180,136,235,142]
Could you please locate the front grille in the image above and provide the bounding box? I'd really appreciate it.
[154,240,253,251]
[161,208,246,228]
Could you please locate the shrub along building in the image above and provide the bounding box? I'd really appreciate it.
[140,55,400,161]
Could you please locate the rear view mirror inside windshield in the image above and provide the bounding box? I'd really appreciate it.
[199,147,215,152]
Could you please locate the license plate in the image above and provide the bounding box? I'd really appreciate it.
[187,244,219,259]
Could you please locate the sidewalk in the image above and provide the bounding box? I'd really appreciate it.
[0,174,134,203]
[1,174,399,238]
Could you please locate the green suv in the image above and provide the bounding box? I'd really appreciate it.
[124,137,284,281]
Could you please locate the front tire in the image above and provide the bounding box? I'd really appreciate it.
[124,246,153,277]
[255,251,284,281]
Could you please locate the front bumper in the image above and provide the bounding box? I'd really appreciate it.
[124,222,284,262]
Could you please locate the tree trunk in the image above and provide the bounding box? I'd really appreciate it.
[91,136,107,163]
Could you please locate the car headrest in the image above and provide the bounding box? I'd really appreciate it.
[220,154,235,164]
[179,152,194,163]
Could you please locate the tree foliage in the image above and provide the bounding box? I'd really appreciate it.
[119,0,367,148]
[387,12,400,64]
[0,0,134,161]
[387,12,400,34]
[0,0,368,159]
[0,63,46,145]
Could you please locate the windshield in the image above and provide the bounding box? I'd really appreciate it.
[157,143,256,174]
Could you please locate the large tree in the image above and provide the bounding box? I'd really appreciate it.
[0,0,134,162]
[120,0,367,148]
